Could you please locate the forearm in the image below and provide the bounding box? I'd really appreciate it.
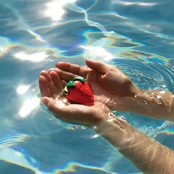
[123,89,174,121]
[93,113,174,174]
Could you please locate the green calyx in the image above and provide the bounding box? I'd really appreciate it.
[66,81,76,88]
[73,77,85,83]
[66,77,86,88]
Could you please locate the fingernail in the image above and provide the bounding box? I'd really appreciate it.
[49,71,55,74]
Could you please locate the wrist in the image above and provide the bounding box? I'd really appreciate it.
[109,95,137,112]
[109,85,141,112]
[92,112,131,148]
[123,89,174,120]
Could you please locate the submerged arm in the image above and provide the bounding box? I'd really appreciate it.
[94,113,174,174]
[122,89,174,121]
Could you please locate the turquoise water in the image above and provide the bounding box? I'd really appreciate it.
[0,0,174,173]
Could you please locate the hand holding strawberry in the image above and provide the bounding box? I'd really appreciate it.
[54,58,140,111]
[38,58,140,125]
[39,70,110,127]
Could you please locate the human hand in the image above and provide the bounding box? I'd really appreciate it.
[39,70,111,127]
[54,59,140,111]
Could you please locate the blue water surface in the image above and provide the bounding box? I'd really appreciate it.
[0,0,174,173]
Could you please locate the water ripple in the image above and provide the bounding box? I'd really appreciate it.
[1,0,174,173]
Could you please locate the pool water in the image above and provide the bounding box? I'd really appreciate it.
[0,0,174,173]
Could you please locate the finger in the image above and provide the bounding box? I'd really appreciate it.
[85,58,110,74]
[51,68,77,82]
[56,62,90,78]
[48,69,70,87]
[40,70,58,99]
[49,71,63,94]
[41,97,70,119]
[41,97,60,115]
[39,75,51,98]
[48,68,57,73]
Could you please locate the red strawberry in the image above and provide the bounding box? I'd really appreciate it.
[63,77,94,105]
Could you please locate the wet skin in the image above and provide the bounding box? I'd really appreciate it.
[39,58,174,174]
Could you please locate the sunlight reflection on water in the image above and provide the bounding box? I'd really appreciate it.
[0,0,174,173]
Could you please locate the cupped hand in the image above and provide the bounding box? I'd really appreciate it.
[39,70,111,127]
[54,59,140,111]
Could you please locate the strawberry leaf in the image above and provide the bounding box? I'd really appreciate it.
[73,77,85,84]
[66,81,76,88]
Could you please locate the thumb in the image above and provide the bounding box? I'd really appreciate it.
[41,97,66,121]
[85,58,109,74]
[41,97,50,106]
[41,97,61,115]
